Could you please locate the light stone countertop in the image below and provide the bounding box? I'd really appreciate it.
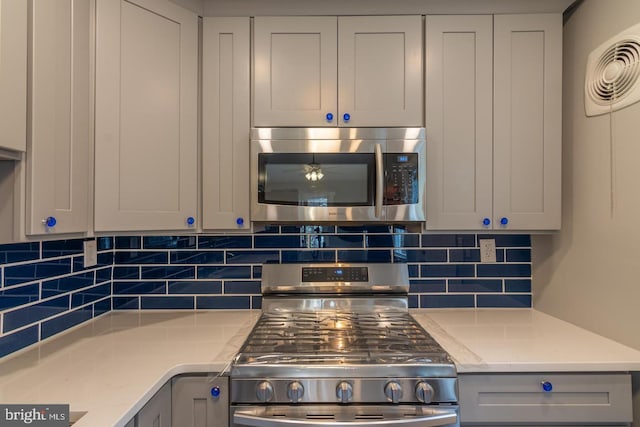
[0,310,261,427]
[2,308,640,426]
[411,309,640,373]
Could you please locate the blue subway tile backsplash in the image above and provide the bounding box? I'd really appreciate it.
[338,249,392,263]
[281,250,336,263]
[0,228,532,358]
[170,250,224,264]
[476,294,532,308]
[3,295,71,333]
[42,239,85,258]
[0,284,40,311]
[196,295,251,310]
[0,326,39,358]
[4,258,72,286]
[223,280,261,294]
[141,296,194,310]
[168,280,222,295]
[143,236,197,250]
[40,306,93,340]
[420,294,475,308]
[505,279,532,293]
[198,236,252,249]
[42,272,95,298]
[0,242,40,264]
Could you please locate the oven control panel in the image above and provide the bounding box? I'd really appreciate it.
[302,266,369,282]
[231,377,458,404]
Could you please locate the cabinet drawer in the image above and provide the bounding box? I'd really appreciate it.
[459,373,632,425]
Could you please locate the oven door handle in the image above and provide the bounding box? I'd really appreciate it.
[233,408,457,427]
[375,143,384,219]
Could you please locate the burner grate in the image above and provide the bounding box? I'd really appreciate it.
[237,310,450,364]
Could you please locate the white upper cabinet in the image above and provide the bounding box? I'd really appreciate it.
[425,15,494,230]
[0,0,27,156]
[426,14,562,231]
[202,18,251,230]
[26,0,91,236]
[253,16,337,127]
[253,15,423,127]
[493,14,562,231]
[338,16,423,127]
[94,0,198,232]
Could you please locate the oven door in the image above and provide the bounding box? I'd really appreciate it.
[231,405,459,427]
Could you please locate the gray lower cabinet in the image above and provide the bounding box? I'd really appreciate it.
[137,381,172,427]
[458,373,632,426]
[172,374,229,427]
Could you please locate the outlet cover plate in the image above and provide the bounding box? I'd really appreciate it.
[479,239,496,263]
[83,240,97,268]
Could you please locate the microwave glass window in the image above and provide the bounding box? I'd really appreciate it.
[258,153,375,206]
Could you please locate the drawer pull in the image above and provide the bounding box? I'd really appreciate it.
[541,381,553,392]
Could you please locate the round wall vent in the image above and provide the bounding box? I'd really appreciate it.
[585,23,640,116]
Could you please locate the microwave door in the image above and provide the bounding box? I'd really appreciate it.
[255,152,379,222]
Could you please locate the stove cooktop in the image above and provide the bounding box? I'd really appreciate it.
[232,263,457,379]
[232,309,457,378]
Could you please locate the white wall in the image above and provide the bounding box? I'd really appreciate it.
[533,0,640,353]
[532,0,640,424]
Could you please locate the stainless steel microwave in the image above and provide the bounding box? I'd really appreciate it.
[250,128,426,223]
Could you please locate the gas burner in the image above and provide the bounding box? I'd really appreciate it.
[236,310,454,367]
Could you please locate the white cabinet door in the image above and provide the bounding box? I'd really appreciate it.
[338,15,423,127]
[202,18,251,230]
[137,381,171,427]
[253,16,337,127]
[493,14,562,230]
[425,15,493,230]
[0,0,27,155]
[26,0,91,235]
[253,15,423,127]
[426,14,562,231]
[172,376,228,427]
[95,0,198,232]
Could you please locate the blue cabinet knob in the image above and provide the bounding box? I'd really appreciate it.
[541,381,553,392]
[43,216,57,227]
[211,386,221,398]
[326,113,334,121]
[236,217,244,226]
[482,218,491,227]
[343,113,351,122]
[186,216,195,226]
[500,217,509,226]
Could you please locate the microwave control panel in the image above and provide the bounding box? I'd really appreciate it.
[383,153,419,205]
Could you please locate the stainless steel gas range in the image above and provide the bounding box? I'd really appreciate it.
[230,263,459,427]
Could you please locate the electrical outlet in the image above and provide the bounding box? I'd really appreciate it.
[83,240,97,268]
[479,239,496,263]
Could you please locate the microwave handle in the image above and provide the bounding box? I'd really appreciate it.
[375,143,384,218]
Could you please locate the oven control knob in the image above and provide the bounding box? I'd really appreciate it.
[384,381,403,403]
[336,381,353,403]
[287,381,305,403]
[415,381,435,404]
[256,381,274,402]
